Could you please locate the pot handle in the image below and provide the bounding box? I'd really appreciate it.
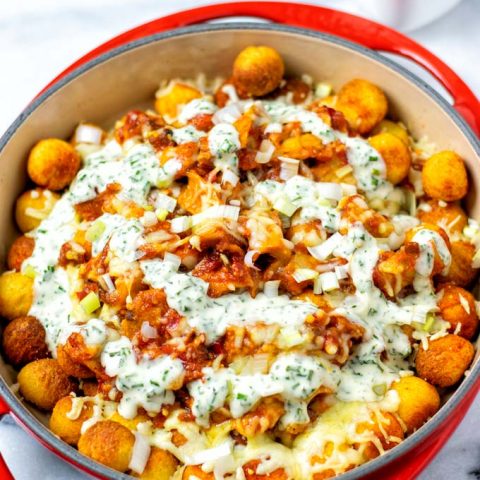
[44,2,480,134]
[0,397,10,415]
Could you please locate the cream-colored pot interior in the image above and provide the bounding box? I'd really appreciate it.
[0,24,479,476]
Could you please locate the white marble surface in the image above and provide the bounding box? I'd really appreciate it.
[0,0,479,479]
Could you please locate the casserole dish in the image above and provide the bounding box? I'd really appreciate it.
[0,2,479,479]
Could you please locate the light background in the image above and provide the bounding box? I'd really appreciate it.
[0,0,479,478]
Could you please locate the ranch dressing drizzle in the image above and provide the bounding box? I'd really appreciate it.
[140,259,317,344]
[208,123,241,175]
[188,354,339,427]
[170,125,206,145]
[178,98,218,124]
[255,175,340,232]
[101,336,184,419]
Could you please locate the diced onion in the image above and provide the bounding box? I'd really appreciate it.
[319,271,339,292]
[221,84,239,103]
[171,215,192,233]
[213,104,242,124]
[229,199,241,206]
[155,208,169,221]
[101,274,115,293]
[404,189,417,216]
[264,280,280,297]
[308,233,343,261]
[264,123,283,134]
[341,183,357,196]
[222,169,239,186]
[80,292,101,314]
[154,193,177,212]
[244,250,260,270]
[315,82,333,99]
[335,165,353,179]
[141,321,158,339]
[316,182,343,201]
[192,205,240,225]
[243,353,270,374]
[459,294,471,314]
[313,276,323,294]
[163,252,181,270]
[472,248,480,268]
[334,264,349,280]
[128,432,151,474]
[85,220,106,242]
[255,140,275,164]
[273,195,297,217]
[73,123,103,145]
[279,156,300,181]
[187,442,231,465]
[141,211,158,227]
[25,207,48,220]
[292,268,318,283]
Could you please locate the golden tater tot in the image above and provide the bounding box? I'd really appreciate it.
[109,411,150,431]
[7,235,35,271]
[441,240,478,287]
[50,396,94,445]
[416,334,474,387]
[372,120,409,145]
[417,200,467,235]
[0,271,33,321]
[134,447,179,480]
[336,79,388,135]
[368,132,411,184]
[422,151,468,201]
[78,420,135,472]
[15,188,60,233]
[233,46,285,97]
[155,83,201,120]
[2,316,48,366]
[357,412,404,460]
[392,376,440,433]
[18,359,77,410]
[438,284,478,339]
[243,459,288,479]
[27,138,81,191]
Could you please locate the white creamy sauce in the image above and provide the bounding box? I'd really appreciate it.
[92,213,144,263]
[69,143,179,205]
[208,123,241,174]
[188,354,339,427]
[78,318,108,346]
[140,259,317,343]
[101,336,184,419]
[411,229,451,276]
[255,175,340,232]
[171,125,206,144]
[178,98,217,124]
[28,267,75,352]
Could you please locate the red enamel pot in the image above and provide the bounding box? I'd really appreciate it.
[0,3,479,479]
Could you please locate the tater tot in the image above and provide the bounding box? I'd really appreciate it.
[27,138,81,191]
[422,151,468,201]
[109,411,150,431]
[372,120,409,145]
[15,188,60,233]
[441,240,478,287]
[416,334,474,387]
[368,132,411,184]
[233,46,285,97]
[7,235,35,271]
[392,376,440,433]
[133,447,179,480]
[50,396,94,445]
[357,412,404,460]
[336,79,388,135]
[438,284,478,339]
[0,271,33,321]
[18,359,77,410]
[78,420,135,472]
[2,316,48,366]
[417,200,467,235]
[243,460,288,479]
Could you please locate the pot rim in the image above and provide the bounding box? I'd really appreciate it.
[0,21,479,480]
